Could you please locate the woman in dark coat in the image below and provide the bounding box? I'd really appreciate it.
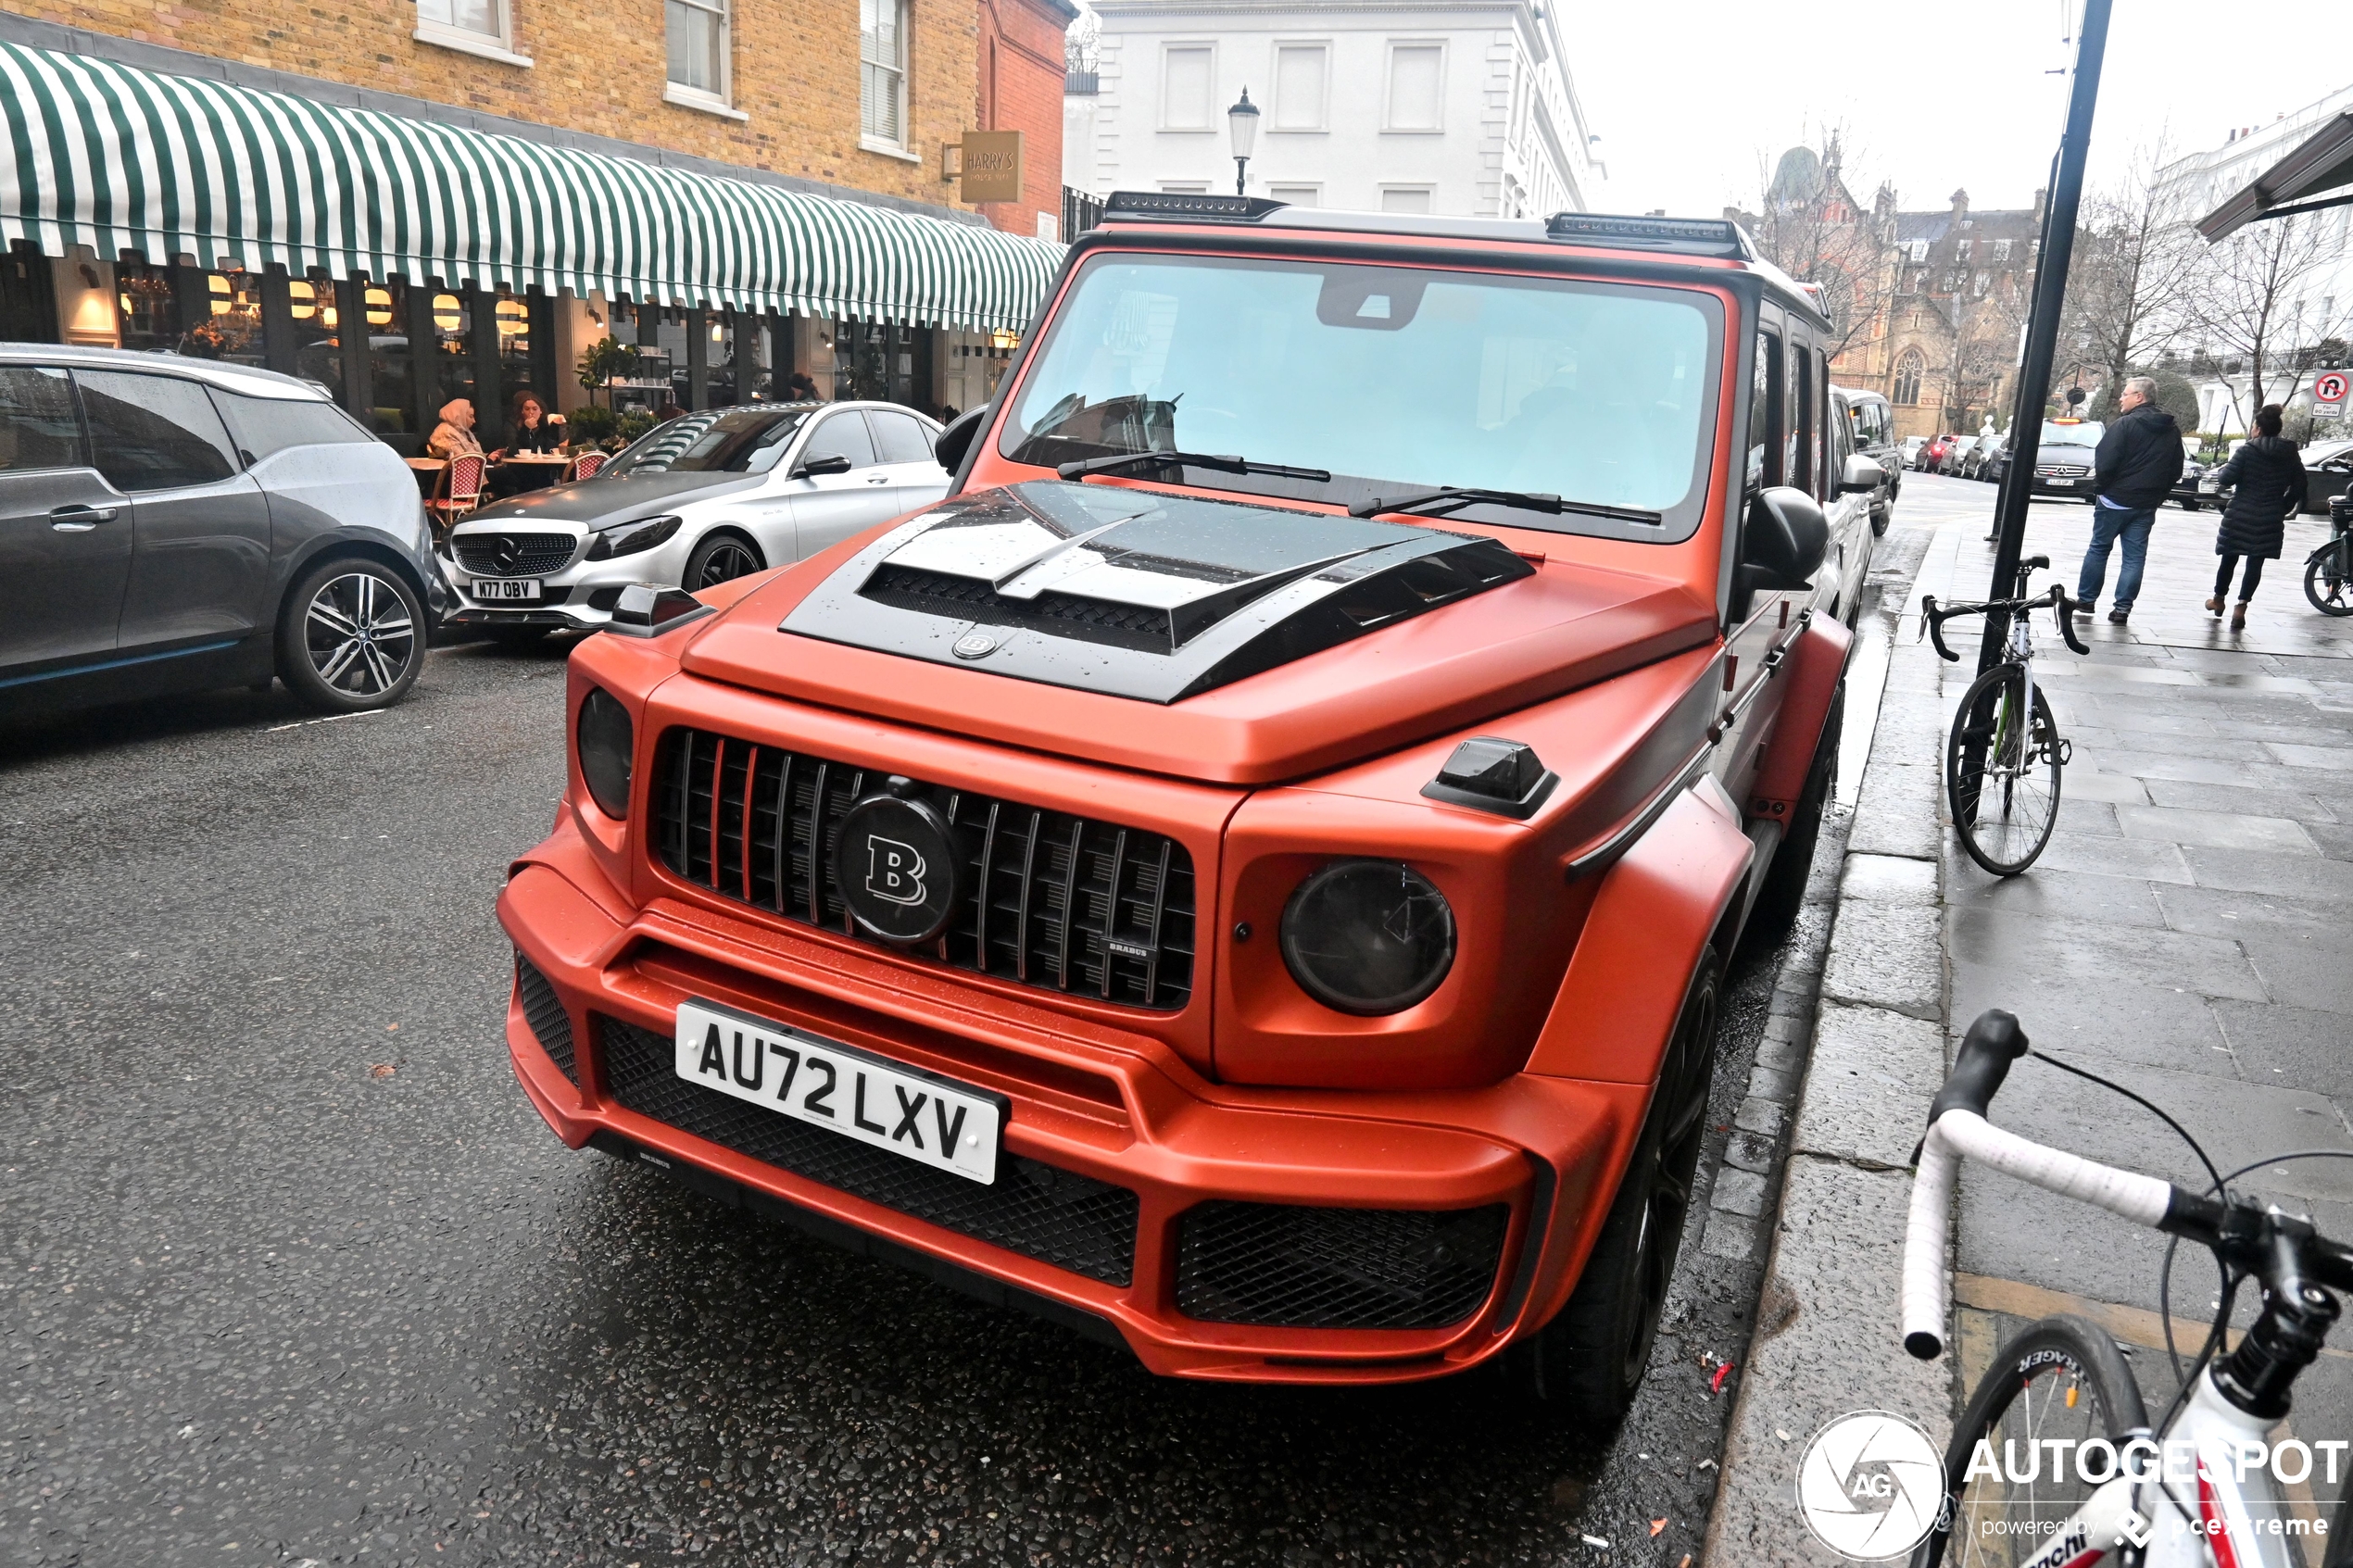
[2208,404,2308,631]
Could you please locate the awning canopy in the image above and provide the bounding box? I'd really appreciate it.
[2197,110,2353,242]
[0,40,1061,331]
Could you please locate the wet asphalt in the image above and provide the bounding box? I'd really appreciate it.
[2,633,1790,1568]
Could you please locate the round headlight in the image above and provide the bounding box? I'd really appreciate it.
[576,687,634,819]
[1279,859,1455,1016]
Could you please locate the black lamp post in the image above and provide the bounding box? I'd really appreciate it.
[1227,87,1259,197]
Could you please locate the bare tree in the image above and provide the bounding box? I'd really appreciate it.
[1736,138,1894,362]
[2194,210,2352,410]
[2061,138,2200,395]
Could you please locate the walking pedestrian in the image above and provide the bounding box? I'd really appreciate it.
[2074,376,2184,625]
[2206,404,2308,633]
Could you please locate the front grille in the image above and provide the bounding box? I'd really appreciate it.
[599,1015,1138,1284]
[515,951,577,1085]
[1174,1201,1510,1329]
[455,532,578,577]
[653,728,1197,1010]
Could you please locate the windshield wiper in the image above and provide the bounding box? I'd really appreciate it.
[1057,449,1333,483]
[1349,486,1662,525]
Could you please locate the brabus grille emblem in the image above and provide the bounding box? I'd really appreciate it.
[952,633,998,659]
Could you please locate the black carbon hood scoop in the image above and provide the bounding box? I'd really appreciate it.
[778,481,1534,703]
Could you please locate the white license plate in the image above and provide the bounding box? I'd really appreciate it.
[673,998,1005,1184]
[474,578,541,602]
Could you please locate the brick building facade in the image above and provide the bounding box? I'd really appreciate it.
[976,0,1077,239]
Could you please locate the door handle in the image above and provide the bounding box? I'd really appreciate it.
[49,504,120,532]
[865,475,890,484]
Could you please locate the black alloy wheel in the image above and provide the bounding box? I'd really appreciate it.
[276,558,426,712]
[685,533,763,590]
[1511,950,1722,1423]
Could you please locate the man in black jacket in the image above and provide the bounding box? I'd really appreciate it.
[2075,378,2185,624]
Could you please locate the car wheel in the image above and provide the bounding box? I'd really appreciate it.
[1508,950,1722,1424]
[277,558,426,713]
[685,532,764,590]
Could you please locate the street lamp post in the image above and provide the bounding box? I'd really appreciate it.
[1227,87,1259,197]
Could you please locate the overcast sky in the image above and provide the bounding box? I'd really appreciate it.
[1568,0,2353,220]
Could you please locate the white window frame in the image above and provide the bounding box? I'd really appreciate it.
[1158,43,1217,132]
[860,0,912,155]
[1265,183,1322,207]
[414,0,532,68]
[1378,184,1436,214]
[1158,182,1211,194]
[1269,41,1329,133]
[665,0,741,117]
[1382,40,1447,133]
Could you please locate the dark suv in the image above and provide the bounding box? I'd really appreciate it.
[0,345,448,716]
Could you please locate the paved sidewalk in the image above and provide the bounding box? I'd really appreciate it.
[1705,475,2353,1563]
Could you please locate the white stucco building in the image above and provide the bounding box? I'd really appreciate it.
[1062,0,1600,219]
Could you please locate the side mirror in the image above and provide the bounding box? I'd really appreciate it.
[790,452,855,480]
[1840,453,1886,494]
[933,403,989,478]
[1741,486,1831,591]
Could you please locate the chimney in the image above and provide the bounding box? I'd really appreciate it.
[1949,188,1969,220]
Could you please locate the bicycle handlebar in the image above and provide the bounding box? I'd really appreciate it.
[1918,585,2090,664]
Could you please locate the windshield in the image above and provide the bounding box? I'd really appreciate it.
[608,408,812,476]
[2041,420,2103,450]
[1000,255,1723,542]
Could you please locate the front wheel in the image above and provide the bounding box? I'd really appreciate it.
[1946,663,2063,876]
[276,558,426,712]
[1909,1315,2147,1567]
[684,531,764,591]
[1506,951,1721,1424]
[2306,546,2353,616]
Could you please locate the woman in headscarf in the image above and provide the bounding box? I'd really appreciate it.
[427,398,484,461]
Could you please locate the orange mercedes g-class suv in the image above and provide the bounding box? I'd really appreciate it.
[497,195,1878,1416]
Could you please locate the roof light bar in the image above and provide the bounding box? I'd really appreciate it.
[1102,190,1290,223]
[1543,213,1750,257]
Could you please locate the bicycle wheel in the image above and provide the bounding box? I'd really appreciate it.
[2305,543,2353,616]
[1947,663,2063,876]
[1910,1315,2147,1568]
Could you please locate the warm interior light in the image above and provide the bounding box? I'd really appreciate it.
[208,273,233,316]
[433,293,460,332]
[320,304,339,329]
[988,328,1020,351]
[711,322,724,343]
[289,279,317,320]
[118,293,133,314]
[365,286,393,327]
[495,297,528,336]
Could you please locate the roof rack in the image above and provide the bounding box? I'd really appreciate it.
[1101,190,1290,223]
[1543,213,1752,258]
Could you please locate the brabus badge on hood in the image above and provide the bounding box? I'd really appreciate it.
[951,633,999,659]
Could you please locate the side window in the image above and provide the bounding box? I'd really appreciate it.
[802,409,878,470]
[0,366,86,471]
[1815,351,1832,495]
[1750,331,1784,489]
[1790,345,1815,495]
[212,392,371,464]
[866,408,935,465]
[75,371,237,492]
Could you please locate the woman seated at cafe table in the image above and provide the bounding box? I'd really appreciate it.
[426,397,484,461]
[487,391,569,497]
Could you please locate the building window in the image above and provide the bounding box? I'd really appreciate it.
[667,0,731,105]
[1159,182,1210,194]
[861,0,908,146]
[415,0,527,66]
[1955,237,1972,259]
[1272,44,1327,132]
[1894,350,1924,406]
[1907,239,1930,263]
[1160,44,1214,131]
[1993,238,2013,261]
[1384,43,1444,132]
[1267,184,1320,207]
[1380,186,1433,215]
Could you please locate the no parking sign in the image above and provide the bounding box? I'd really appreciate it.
[2318,370,2349,418]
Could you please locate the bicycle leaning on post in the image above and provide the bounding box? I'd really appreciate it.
[1903,1009,2353,1567]
[1920,554,2092,876]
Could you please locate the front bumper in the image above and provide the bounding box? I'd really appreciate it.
[497,849,1636,1384]
[2032,471,2096,496]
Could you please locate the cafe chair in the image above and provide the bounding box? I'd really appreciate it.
[570,450,608,481]
[425,453,485,537]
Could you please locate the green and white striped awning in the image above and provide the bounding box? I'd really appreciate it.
[0,40,1061,332]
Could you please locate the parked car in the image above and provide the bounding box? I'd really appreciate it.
[2302,437,2353,514]
[441,401,948,646]
[1917,433,1955,471]
[2027,418,2106,499]
[2171,452,2208,511]
[1901,434,1928,470]
[0,344,448,717]
[1935,434,1979,476]
[1962,432,2006,481]
[497,198,1871,1417]
[1835,385,1900,533]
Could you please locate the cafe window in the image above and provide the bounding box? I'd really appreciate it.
[667,0,731,106]
[290,275,346,403]
[116,263,180,354]
[860,0,908,147]
[359,280,414,444]
[182,270,266,369]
